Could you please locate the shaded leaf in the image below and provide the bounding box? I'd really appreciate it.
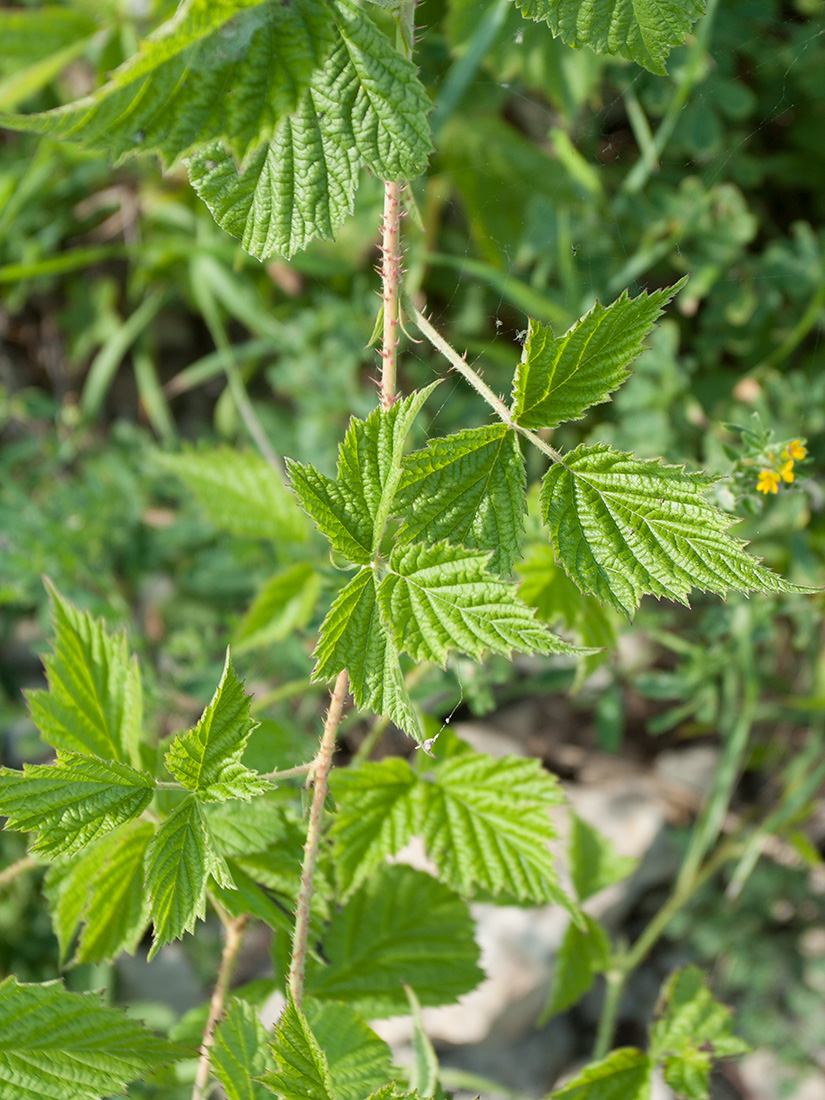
[550,1048,652,1099]
[262,997,335,1100]
[234,564,321,654]
[305,1001,392,1100]
[213,997,272,1100]
[569,813,637,902]
[541,914,610,1020]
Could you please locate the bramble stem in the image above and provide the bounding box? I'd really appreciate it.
[380,179,402,409]
[410,303,564,464]
[287,670,349,1006]
[0,855,37,892]
[192,913,248,1100]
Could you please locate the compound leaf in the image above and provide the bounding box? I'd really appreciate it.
[422,750,574,909]
[541,914,611,1020]
[0,752,153,858]
[27,581,142,765]
[313,569,422,743]
[329,756,419,898]
[541,443,804,617]
[650,967,748,1099]
[512,0,706,74]
[396,424,526,575]
[262,997,335,1100]
[306,864,483,1016]
[550,1048,652,1099]
[212,998,272,1100]
[146,795,233,958]
[305,1002,392,1100]
[379,541,581,667]
[46,820,154,966]
[165,652,269,802]
[1,0,335,167]
[0,976,173,1100]
[511,284,683,430]
[157,446,308,542]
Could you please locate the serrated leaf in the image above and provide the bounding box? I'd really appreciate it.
[189,0,432,258]
[306,1002,392,1100]
[234,564,321,654]
[550,1048,652,1099]
[422,751,575,909]
[0,752,153,857]
[27,581,142,765]
[146,795,234,958]
[207,792,293,857]
[512,0,705,74]
[212,998,272,1100]
[212,861,295,934]
[157,446,308,542]
[46,821,154,966]
[380,541,581,667]
[287,464,374,563]
[165,652,269,802]
[329,756,419,898]
[542,914,610,1020]
[541,443,804,617]
[0,976,174,1100]
[262,997,335,1100]
[313,568,422,742]
[396,424,526,575]
[1,0,335,167]
[569,813,637,902]
[511,284,683,430]
[650,967,749,1099]
[306,864,483,1016]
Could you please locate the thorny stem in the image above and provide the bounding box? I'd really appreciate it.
[411,303,564,464]
[380,179,402,409]
[0,855,38,892]
[192,913,249,1100]
[287,669,349,1006]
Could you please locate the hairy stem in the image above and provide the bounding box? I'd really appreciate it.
[380,179,402,409]
[287,669,349,1006]
[192,913,249,1100]
[0,854,37,892]
[411,303,564,463]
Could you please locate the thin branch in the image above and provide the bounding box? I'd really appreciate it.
[262,763,315,782]
[192,914,249,1100]
[380,179,402,409]
[287,670,349,1006]
[410,303,564,464]
[0,855,38,892]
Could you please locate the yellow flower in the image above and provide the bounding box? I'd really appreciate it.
[757,469,780,494]
[779,459,795,483]
[787,439,807,460]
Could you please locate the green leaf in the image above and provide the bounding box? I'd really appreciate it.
[511,284,683,430]
[512,0,706,74]
[0,975,174,1100]
[421,751,575,909]
[569,813,637,902]
[380,541,581,667]
[329,756,418,898]
[157,446,308,542]
[0,752,153,857]
[650,967,749,1100]
[189,0,433,258]
[290,383,438,561]
[262,997,335,1100]
[145,795,233,958]
[0,8,98,74]
[212,861,295,935]
[550,1048,652,1099]
[541,914,610,1020]
[305,1002,392,1100]
[234,564,321,654]
[1,0,335,166]
[396,424,526,575]
[313,568,422,742]
[404,985,439,1098]
[541,443,804,617]
[27,581,142,765]
[207,792,294,857]
[212,997,272,1100]
[46,820,154,966]
[165,652,269,802]
[306,864,483,1016]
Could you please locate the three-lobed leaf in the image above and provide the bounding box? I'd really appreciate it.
[541,443,804,616]
[396,423,526,576]
[511,284,684,430]
[165,652,269,802]
[0,752,153,857]
[512,0,706,74]
[0,976,174,1100]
